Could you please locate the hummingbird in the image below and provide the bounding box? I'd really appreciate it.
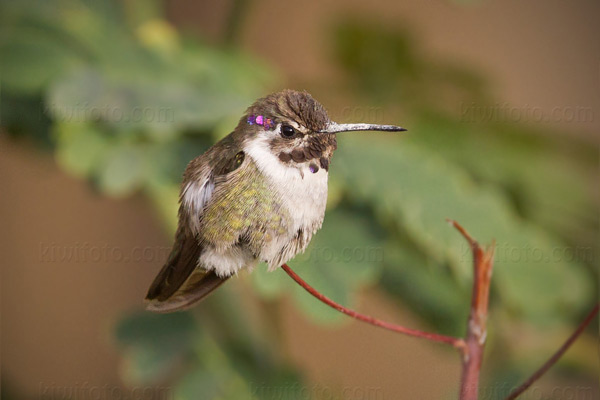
[145,89,405,312]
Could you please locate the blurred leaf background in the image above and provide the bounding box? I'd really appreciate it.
[1,0,597,399]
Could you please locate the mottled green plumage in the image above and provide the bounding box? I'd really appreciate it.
[200,157,290,250]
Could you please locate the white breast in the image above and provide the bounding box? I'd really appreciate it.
[244,137,328,267]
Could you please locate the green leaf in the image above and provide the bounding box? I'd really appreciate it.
[115,311,197,384]
[120,345,181,386]
[175,367,228,400]
[251,263,288,300]
[97,145,146,197]
[333,136,593,325]
[411,111,597,249]
[380,244,469,335]
[53,122,110,177]
[115,311,197,346]
[0,29,82,94]
[175,364,258,400]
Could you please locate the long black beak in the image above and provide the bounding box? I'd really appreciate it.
[319,122,407,134]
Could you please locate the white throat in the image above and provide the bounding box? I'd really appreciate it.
[244,136,329,234]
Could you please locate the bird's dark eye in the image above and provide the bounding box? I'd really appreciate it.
[280,124,297,138]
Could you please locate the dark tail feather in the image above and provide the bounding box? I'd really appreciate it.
[145,269,229,313]
[146,232,202,302]
[145,230,228,312]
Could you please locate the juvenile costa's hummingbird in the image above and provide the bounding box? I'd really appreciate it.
[145,90,405,312]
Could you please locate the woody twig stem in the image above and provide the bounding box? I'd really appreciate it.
[281,263,465,349]
[282,219,593,400]
[282,220,492,400]
[504,303,599,400]
[448,219,495,400]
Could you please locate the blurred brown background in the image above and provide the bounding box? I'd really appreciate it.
[2,0,598,399]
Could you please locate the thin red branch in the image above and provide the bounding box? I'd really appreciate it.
[504,304,599,400]
[282,219,592,400]
[281,263,465,349]
[448,219,495,400]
